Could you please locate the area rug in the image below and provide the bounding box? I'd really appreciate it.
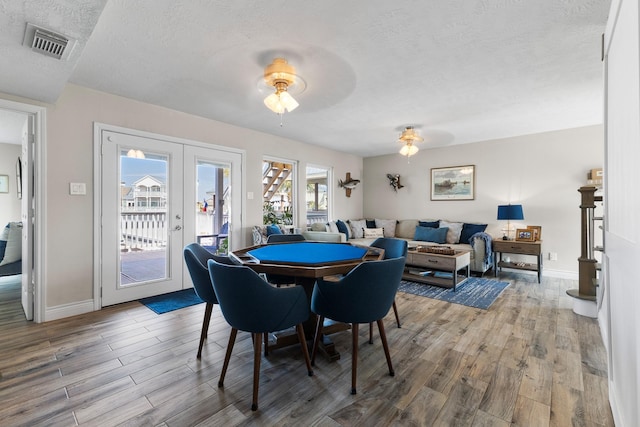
[398,277,510,309]
[139,288,203,314]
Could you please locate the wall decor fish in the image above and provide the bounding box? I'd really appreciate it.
[387,174,404,192]
[338,172,360,197]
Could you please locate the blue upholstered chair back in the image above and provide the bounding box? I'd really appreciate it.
[371,237,408,259]
[266,233,306,244]
[208,259,310,333]
[184,243,233,304]
[311,257,405,324]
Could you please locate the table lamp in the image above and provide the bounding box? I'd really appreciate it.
[497,204,524,240]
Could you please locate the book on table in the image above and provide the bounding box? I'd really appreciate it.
[408,269,432,276]
[433,271,454,279]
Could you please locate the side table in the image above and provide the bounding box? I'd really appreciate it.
[493,240,542,283]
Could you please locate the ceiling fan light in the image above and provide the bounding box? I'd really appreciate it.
[264,92,285,114]
[278,91,299,112]
[399,144,419,157]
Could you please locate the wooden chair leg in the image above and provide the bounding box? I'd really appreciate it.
[197,302,213,358]
[218,327,237,388]
[392,299,401,328]
[251,332,263,411]
[296,324,313,376]
[351,323,359,395]
[311,315,325,366]
[369,322,373,344]
[377,319,394,376]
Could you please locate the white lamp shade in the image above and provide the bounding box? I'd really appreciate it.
[399,144,419,157]
[264,91,299,114]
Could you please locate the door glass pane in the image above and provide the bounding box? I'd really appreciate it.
[196,161,231,254]
[262,160,295,227]
[306,166,329,227]
[119,149,168,285]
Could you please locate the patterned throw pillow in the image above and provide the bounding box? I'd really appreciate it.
[349,219,367,239]
[363,227,384,238]
[325,221,339,233]
[439,220,463,244]
[375,219,397,238]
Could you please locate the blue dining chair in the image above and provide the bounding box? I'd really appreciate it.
[208,259,314,411]
[310,256,405,395]
[183,243,234,359]
[370,237,408,330]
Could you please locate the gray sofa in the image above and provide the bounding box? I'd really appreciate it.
[302,219,493,275]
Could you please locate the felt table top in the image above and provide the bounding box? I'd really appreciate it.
[247,242,368,266]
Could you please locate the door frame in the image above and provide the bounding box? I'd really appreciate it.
[0,98,46,323]
[93,123,246,310]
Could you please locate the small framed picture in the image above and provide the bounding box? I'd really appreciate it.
[516,228,535,242]
[527,225,542,241]
[0,175,8,193]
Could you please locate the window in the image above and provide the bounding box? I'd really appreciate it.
[263,158,296,226]
[306,165,330,227]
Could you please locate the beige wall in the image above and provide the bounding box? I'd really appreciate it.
[363,125,604,275]
[44,84,363,308]
[0,143,22,228]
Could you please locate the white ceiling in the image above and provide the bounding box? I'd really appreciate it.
[0,0,610,156]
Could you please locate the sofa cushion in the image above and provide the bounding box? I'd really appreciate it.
[348,219,367,239]
[439,220,463,244]
[414,226,448,244]
[459,223,488,244]
[335,220,350,240]
[375,219,397,238]
[310,223,326,232]
[326,221,339,233]
[419,220,440,228]
[363,227,384,238]
[396,219,418,239]
[266,224,283,236]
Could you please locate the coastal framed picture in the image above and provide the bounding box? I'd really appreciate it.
[430,165,475,200]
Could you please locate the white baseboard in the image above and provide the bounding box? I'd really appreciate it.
[45,299,95,322]
[543,269,578,280]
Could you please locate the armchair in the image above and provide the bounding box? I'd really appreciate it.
[208,259,313,411]
[311,257,405,394]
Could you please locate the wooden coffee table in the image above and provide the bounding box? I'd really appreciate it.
[402,248,470,291]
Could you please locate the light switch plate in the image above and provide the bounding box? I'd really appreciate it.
[70,182,86,195]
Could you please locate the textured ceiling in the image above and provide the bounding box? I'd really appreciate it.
[0,0,610,157]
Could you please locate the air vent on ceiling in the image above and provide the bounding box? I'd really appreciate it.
[23,23,76,60]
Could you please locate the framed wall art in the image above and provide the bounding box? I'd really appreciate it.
[0,174,8,193]
[430,165,475,200]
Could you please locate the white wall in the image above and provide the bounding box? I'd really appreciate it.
[29,84,363,310]
[0,142,21,228]
[363,125,604,275]
[602,0,640,425]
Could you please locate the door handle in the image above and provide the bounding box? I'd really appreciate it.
[173,225,182,231]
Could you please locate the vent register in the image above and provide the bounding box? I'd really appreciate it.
[23,23,76,60]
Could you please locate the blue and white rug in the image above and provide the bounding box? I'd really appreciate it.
[398,277,510,310]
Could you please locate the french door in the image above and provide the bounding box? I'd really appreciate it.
[99,128,242,306]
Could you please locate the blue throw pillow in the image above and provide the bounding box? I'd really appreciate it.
[459,223,488,244]
[366,219,376,228]
[414,226,448,244]
[335,219,350,240]
[0,240,6,262]
[266,224,282,236]
[418,220,440,228]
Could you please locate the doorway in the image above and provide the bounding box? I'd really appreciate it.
[0,100,45,323]
[96,125,243,307]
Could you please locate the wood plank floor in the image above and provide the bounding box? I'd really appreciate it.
[0,273,614,426]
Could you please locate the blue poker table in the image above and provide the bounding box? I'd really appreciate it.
[229,241,384,360]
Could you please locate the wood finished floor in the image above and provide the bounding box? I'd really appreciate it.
[0,273,613,426]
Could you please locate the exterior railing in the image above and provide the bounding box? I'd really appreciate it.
[121,211,167,250]
[306,211,328,225]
